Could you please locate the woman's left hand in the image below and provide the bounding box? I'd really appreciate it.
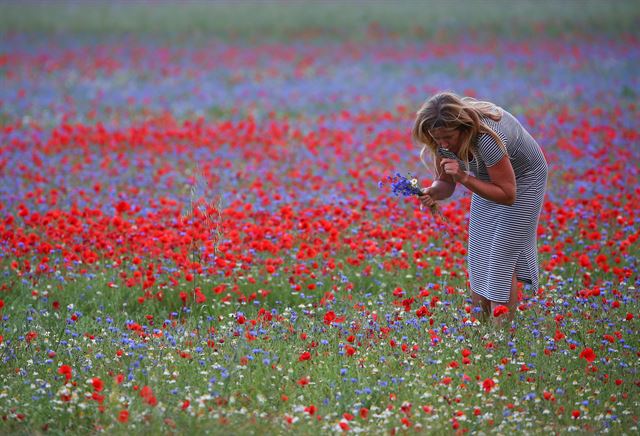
[440,158,469,183]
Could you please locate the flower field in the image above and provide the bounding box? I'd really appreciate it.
[0,1,638,434]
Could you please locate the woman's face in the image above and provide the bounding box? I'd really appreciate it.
[429,127,462,151]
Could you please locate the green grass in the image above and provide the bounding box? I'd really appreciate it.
[0,241,638,434]
[1,0,639,40]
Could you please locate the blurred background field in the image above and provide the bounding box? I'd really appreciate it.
[1,0,639,40]
[1,0,638,127]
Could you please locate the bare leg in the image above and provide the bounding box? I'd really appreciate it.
[471,291,491,322]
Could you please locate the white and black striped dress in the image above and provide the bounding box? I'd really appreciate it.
[442,108,548,303]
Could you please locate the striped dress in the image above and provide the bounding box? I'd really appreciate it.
[441,108,548,303]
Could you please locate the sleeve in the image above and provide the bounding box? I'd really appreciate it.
[476,127,508,167]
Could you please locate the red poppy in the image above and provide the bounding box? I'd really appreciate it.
[579,347,596,362]
[140,385,157,406]
[118,410,129,423]
[482,378,496,392]
[91,377,104,392]
[323,310,336,325]
[195,289,206,304]
[299,351,311,361]
[416,306,430,317]
[493,305,509,317]
[58,364,72,381]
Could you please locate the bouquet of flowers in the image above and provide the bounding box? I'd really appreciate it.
[380,172,444,219]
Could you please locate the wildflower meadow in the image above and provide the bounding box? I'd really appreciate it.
[0,1,638,434]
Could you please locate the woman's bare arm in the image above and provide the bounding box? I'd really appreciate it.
[450,155,516,205]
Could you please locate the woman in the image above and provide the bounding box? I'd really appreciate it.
[412,92,548,325]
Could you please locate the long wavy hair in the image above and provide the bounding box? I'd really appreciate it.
[412,91,506,176]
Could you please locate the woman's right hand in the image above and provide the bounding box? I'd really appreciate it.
[419,187,437,209]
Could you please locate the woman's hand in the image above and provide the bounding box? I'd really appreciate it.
[418,179,457,211]
[419,187,437,210]
[440,158,469,183]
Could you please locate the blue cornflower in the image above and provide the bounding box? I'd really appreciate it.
[384,173,423,197]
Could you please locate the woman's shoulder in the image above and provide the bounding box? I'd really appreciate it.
[477,114,505,139]
[475,112,509,153]
[481,107,506,127]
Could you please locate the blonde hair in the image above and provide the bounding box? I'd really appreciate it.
[412,91,506,176]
